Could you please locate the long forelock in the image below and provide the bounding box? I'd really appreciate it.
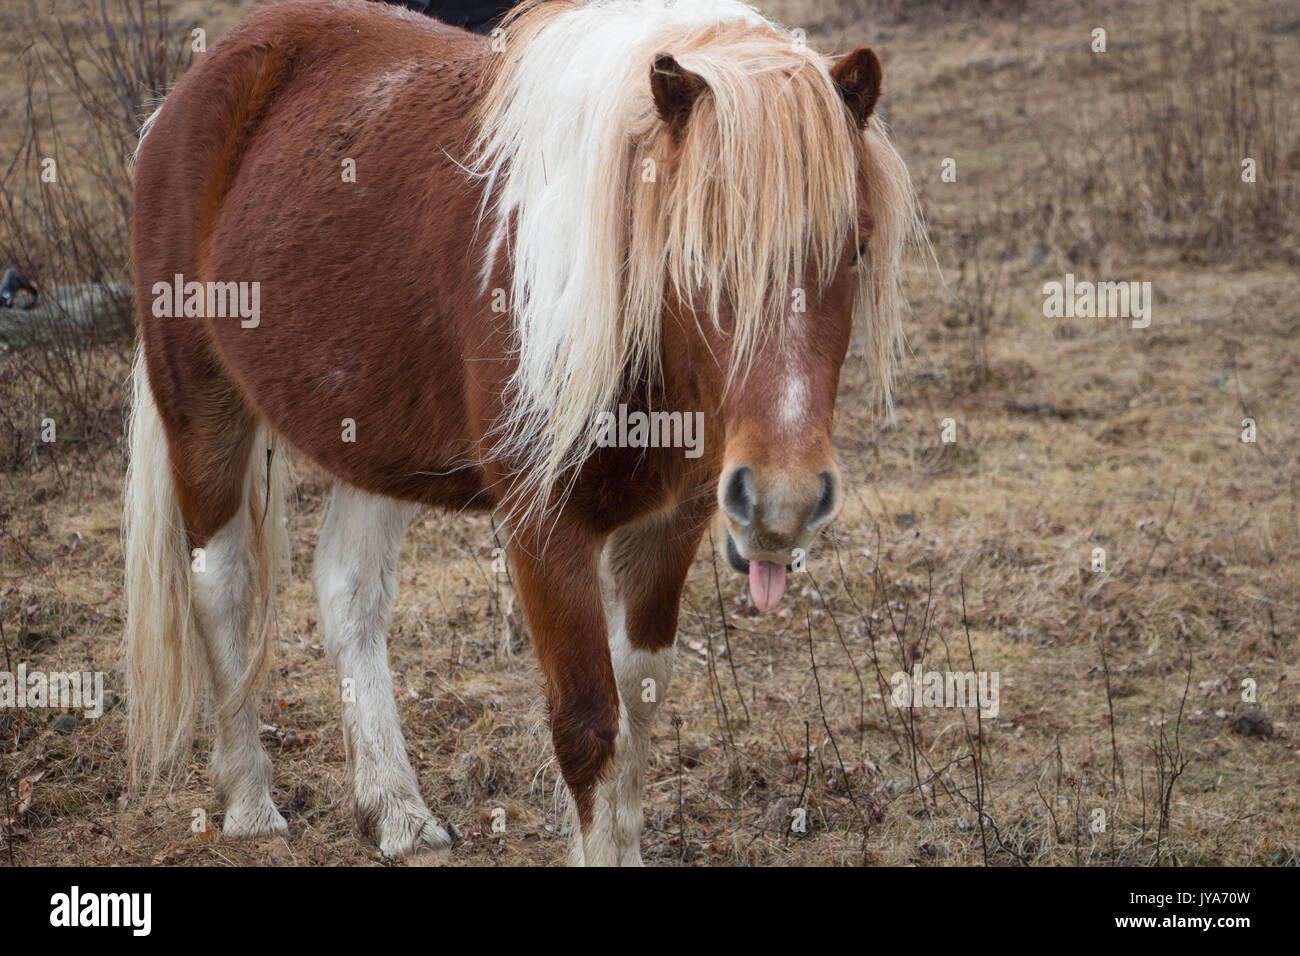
[630,30,862,375]
[472,0,920,524]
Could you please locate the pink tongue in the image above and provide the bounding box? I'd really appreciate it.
[748,560,788,613]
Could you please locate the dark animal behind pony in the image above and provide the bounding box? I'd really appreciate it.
[368,0,513,32]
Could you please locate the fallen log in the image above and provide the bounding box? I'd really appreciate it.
[0,281,132,350]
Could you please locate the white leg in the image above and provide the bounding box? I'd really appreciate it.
[314,483,451,858]
[192,516,287,836]
[607,602,672,866]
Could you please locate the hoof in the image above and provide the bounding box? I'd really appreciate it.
[223,796,289,838]
[364,798,453,860]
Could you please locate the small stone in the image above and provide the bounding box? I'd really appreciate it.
[52,714,78,733]
[1230,707,1273,738]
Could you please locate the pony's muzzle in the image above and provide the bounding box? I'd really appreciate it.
[718,463,842,612]
[721,463,841,537]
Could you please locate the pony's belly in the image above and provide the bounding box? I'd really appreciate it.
[194,87,497,506]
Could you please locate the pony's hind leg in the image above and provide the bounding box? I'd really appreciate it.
[129,344,287,836]
[313,483,452,858]
[193,496,288,837]
[174,401,287,837]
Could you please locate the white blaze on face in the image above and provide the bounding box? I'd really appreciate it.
[775,305,813,430]
[778,373,809,429]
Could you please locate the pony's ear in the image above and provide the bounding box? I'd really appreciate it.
[830,47,883,128]
[650,53,707,139]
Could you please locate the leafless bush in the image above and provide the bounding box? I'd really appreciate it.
[769,0,1037,45]
[941,212,1008,389]
[0,0,193,465]
[868,0,1032,22]
[1116,12,1294,256]
[1036,6,1297,265]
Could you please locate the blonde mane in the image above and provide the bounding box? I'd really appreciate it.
[472,0,920,522]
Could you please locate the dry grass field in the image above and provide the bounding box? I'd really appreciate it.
[0,0,1296,866]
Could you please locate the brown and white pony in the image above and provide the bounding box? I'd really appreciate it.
[125,0,918,865]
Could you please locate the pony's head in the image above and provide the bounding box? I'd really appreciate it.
[474,0,919,608]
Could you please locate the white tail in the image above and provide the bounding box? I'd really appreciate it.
[122,348,287,782]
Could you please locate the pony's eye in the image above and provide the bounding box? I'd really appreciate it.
[851,238,868,266]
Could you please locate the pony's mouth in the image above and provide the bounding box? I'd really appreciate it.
[724,530,790,613]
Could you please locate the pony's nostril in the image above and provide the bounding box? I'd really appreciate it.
[807,469,839,530]
[722,465,755,526]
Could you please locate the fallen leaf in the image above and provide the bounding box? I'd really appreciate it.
[17,770,45,815]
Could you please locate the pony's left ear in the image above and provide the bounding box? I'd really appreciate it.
[651,53,707,139]
[830,47,883,128]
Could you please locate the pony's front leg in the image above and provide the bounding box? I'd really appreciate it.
[508,526,622,866]
[314,484,452,859]
[601,510,707,865]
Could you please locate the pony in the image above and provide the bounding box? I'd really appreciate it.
[125,0,919,865]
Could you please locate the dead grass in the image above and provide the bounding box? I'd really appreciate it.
[0,0,1297,867]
